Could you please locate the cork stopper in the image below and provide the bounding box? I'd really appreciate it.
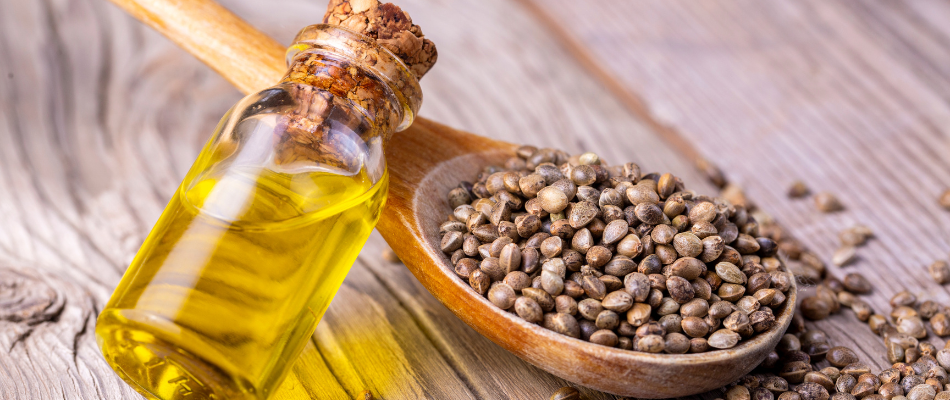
[323,0,438,79]
[265,1,432,169]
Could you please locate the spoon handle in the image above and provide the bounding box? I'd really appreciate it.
[107,0,284,95]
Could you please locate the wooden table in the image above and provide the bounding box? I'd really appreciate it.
[2,0,949,398]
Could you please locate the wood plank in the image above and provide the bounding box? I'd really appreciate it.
[0,0,180,397]
[529,0,950,372]
[309,262,477,400]
[834,0,950,106]
[0,0,469,398]
[22,0,950,397]
[1,0,715,398]
[271,341,349,400]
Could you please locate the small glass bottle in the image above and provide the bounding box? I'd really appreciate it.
[96,24,422,400]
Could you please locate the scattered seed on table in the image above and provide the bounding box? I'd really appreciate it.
[832,246,857,267]
[788,180,810,198]
[896,316,927,339]
[798,381,831,400]
[382,248,402,263]
[726,385,751,400]
[696,158,726,188]
[929,261,950,285]
[842,273,872,294]
[839,226,873,247]
[850,300,872,322]
[801,296,831,321]
[890,291,917,308]
[720,184,748,208]
[931,313,950,337]
[826,346,859,368]
[940,189,950,210]
[549,386,580,400]
[814,192,844,213]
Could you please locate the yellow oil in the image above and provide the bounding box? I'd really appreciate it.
[96,159,387,400]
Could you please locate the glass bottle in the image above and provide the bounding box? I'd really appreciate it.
[95,24,422,400]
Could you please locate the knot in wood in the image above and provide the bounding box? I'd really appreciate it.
[0,267,65,325]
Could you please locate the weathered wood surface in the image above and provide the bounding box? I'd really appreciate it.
[1,0,947,398]
[530,0,950,370]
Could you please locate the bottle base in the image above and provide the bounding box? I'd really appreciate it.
[96,310,260,400]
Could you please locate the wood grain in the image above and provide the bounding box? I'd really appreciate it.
[0,0,710,398]
[529,0,950,372]
[9,0,949,398]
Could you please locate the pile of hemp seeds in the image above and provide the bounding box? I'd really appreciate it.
[436,145,950,400]
[438,146,793,353]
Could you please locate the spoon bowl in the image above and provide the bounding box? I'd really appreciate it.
[380,118,797,398]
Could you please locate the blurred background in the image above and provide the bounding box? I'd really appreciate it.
[2,0,950,398]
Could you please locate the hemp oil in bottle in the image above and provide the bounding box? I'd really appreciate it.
[96,22,430,400]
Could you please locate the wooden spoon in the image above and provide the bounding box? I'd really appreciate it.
[107,0,796,396]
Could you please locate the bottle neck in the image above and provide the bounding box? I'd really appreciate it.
[282,25,423,144]
[281,51,401,143]
[255,24,421,178]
